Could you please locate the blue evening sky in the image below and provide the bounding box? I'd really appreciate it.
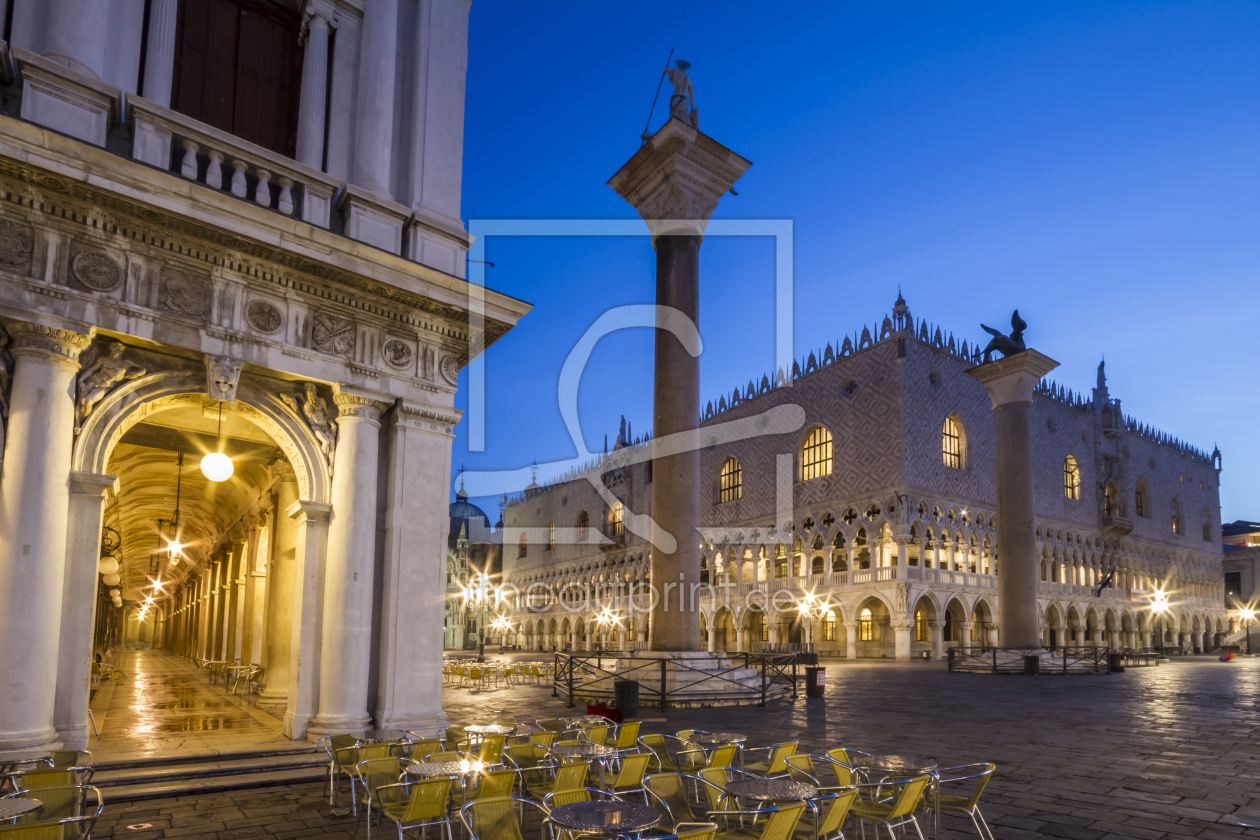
[453,1,1260,523]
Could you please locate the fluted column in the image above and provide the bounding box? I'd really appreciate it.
[0,320,90,754]
[351,0,398,198]
[45,0,110,79]
[258,470,299,712]
[296,5,332,169]
[309,392,388,736]
[141,0,179,106]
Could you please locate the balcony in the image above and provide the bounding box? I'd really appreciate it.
[1101,515,1134,536]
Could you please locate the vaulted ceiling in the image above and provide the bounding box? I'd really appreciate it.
[103,403,284,603]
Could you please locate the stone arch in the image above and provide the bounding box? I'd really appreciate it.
[74,369,331,504]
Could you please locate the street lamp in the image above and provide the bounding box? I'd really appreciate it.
[1150,589,1170,661]
[491,614,514,649]
[796,591,828,653]
[1236,607,1255,656]
[462,570,500,663]
[595,608,620,652]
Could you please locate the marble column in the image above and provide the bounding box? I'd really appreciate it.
[966,350,1059,649]
[0,320,90,754]
[844,623,858,660]
[244,521,267,666]
[375,401,457,736]
[351,0,398,198]
[197,570,211,661]
[141,0,178,106]
[309,392,388,737]
[960,621,974,651]
[608,116,750,652]
[283,499,332,740]
[929,621,944,660]
[45,0,110,78]
[54,473,118,748]
[258,470,299,712]
[892,622,913,660]
[232,545,249,662]
[296,5,332,169]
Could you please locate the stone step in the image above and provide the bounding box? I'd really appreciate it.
[101,765,326,802]
[91,746,326,802]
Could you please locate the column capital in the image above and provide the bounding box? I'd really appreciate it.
[68,471,119,500]
[287,498,333,525]
[333,391,390,423]
[607,118,751,243]
[965,350,1060,408]
[0,318,91,365]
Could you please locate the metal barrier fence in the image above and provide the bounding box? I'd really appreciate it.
[948,646,1111,674]
[552,651,803,709]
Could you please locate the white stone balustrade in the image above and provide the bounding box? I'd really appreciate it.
[129,99,338,229]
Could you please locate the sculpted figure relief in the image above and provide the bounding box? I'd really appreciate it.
[663,59,698,129]
[76,339,146,431]
[980,310,1028,363]
[206,354,244,404]
[281,382,337,474]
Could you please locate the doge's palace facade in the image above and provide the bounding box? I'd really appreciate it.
[499,296,1225,660]
[0,0,529,757]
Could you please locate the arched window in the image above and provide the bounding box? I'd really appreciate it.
[719,457,742,502]
[858,608,873,641]
[577,511,589,541]
[915,609,927,641]
[519,532,528,558]
[824,610,837,641]
[811,556,824,575]
[1171,499,1183,535]
[1104,482,1117,516]
[607,501,624,537]
[1063,456,1081,500]
[547,523,556,551]
[800,427,833,480]
[1201,509,1212,542]
[756,613,769,641]
[774,544,787,579]
[942,417,963,469]
[1135,479,1148,518]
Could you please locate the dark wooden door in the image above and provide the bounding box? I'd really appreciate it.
[171,0,303,158]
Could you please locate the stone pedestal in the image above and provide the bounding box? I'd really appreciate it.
[607,117,750,651]
[966,350,1059,650]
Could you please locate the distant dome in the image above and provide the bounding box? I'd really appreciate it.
[450,498,492,532]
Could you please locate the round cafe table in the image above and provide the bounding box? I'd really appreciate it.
[548,802,659,839]
[465,724,515,736]
[558,715,610,728]
[0,799,42,823]
[687,732,748,768]
[550,743,617,788]
[726,778,817,803]
[851,754,939,840]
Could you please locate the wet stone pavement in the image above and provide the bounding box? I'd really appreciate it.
[94,654,1260,840]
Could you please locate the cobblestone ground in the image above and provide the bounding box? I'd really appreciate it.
[94,656,1260,840]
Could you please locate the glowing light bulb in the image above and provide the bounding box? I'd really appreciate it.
[201,452,234,482]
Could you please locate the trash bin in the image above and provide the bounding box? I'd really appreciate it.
[921,650,931,661]
[1108,652,1125,673]
[1023,655,1040,675]
[614,680,639,719]
[804,667,825,698]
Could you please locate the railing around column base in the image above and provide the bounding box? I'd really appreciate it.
[947,646,1111,674]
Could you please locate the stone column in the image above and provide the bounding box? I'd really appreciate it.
[54,472,118,748]
[892,622,913,660]
[140,0,178,106]
[608,116,750,652]
[45,0,110,78]
[296,4,332,169]
[244,521,267,665]
[283,500,332,740]
[966,350,1059,649]
[258,469,299,712]
[309,392,388,737]
[0,320,90,754]
[197,570,211,660]
[929,621,944,660]
[375,401,458,736]
[844,622,858,659]
[960,621,974,651]
[351,0,398,198]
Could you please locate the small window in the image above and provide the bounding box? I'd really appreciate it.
[1202,510,1213,543]
[577,511,589,542]
[1135,482,1146,518]
[1225,572,1242,596]
[915,609,927,642]
[942,417,962,469]
[547,523,556,551]
[1064,456,1081,500]
[824,610,837,641]
[607,501,624,537]
[719,457,742,503]
[519,533,528,558]
[858,608,873,641]
[1171,499,1183,535]
[1104,482,1117,516]
[801,427,833,480]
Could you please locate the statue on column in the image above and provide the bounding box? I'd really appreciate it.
[979,310,1027,363]
[281,382,337,474]
[663,59,698,129]
[76,338,146,432]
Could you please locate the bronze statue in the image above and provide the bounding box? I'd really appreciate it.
[980,310,1027,363]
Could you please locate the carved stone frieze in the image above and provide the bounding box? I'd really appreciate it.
[419,345,436,381]
[159,267,212,319]
[279,382,337,475]
[439,354,460,386]
[76,336,146,432]
[380,337,413,370]
[311,310,355,358]
[206,354,244,405]
[246,299,283,334]
[71,251,122,292]
[0,218,34,266]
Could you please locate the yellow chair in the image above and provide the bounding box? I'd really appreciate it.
[710,801,805,840]
[578,725,608,746]
[3,784,104,840]
[542,789,626,840]
[934,763,996,840]
[848,775,931,840]
[609,722,641,754]
[705,746,738,770]
[460,796,549,840]
[393,739,442,760]
[794,789,858,840]
[696,768,739,814]
[605,753,652,802]
[353,757,415,840]
[529,732,557,749]
[14,772,76,791]
[0,825,66,840]
[377,777,453,840]
[644,773,715,831]
[443,726,469,751]
[640,735,705,774]
[324,734,360,808]
[521,761,586,803]
[473,735,508,766]
[471,769,518,801]
[743,743,797,778]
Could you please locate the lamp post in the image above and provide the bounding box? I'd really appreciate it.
[595,608,620,654]
[1150,589,1170,662]
[1237,607,1255,656]
[463,570,500,663]
[796,592,827,653]
[491,614,514,651]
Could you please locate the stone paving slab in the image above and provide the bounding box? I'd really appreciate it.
[92,656,1260,840]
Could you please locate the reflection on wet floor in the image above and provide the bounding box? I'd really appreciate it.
[90,650,295,761]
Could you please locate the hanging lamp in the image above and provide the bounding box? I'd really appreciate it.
[201,401,234,482]
[168,454,185,565]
